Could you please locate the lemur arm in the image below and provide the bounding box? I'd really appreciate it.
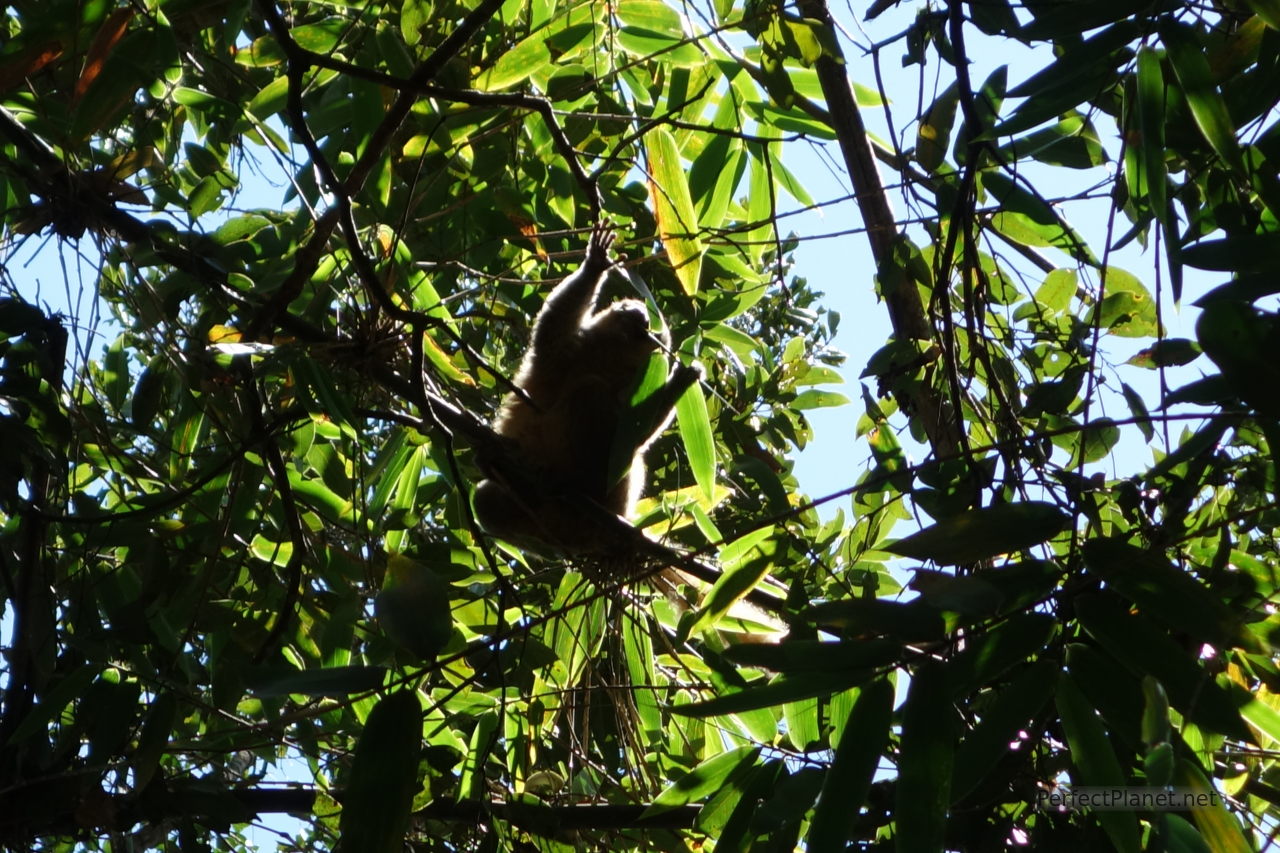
[633,364,702,446]
[530,222,616,354]
[606,363,703,486]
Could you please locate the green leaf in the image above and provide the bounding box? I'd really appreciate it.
[1126,338,1201,369]
[1077,417,1120,464]
[384,444,427,553]
[770,150,817,207]
[617,28,704,66]
[375,554,454,660]
[615,0,683,34]
[1034,269,1077,313]
[648,128,703,294]
[399,0,433,43]
[211,213,273,245]
[649,745,759,811]
[1142,676,1172,749]
[101,334,129,411]
[895,663,954,853]
[674,672,868,716]
[1009,22,1137,98]
[916,83,958,172]
[1245,0,1280,29]
[860,338,938,379]
[1020,0,1151,39]
[1057,672,1143,853]
[1175,760,1253,853]
[722,639,902,673]
[884,501,1068,565]
[1163,814,1215,853]
[1091,268,1159,337]
[808,678,893,849]
[247,665,388,697]
[983,171,1095,262]
[1144,416,1232,482]
[1133,47,1168,216]
[1163,375,1234,408]
[1181,231,1280,271]
[338,691,423,853]
[951,658,1056,801]
[783,695,821,751]
[996,22,1137,135]
[290,19,346,54]
[1145,741,1175,788]
[945,613,1058,694]
[1120,382,1155,442]
[1065,643,1144,749]
[622,614,662,736]
[1240,690,1280,745]
[675,379,715,502]
[287,471,355,525]
[1195,273,1280,304]
[1082,538,1249,651]
[744,100,840,140]
[806,599,946,643]
[477,29,553,90]
[1196,301,1280,417]
[1160,21,1243,170]
[1075,593,1252,741]
[1196,301,1273,370]
[172,86,234,110]
[1002,113,1107,169]
[690,528,775,633]
[910,572,1004,616]
[690,112,745,226]
[977,559,1066,616]
[792,389,850,409]
[1133,45,1183,302]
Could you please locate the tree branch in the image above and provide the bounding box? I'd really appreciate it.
[794,0,962,457]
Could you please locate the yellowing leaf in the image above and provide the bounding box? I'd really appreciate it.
[207,324,241,344]
[647,128,703,295]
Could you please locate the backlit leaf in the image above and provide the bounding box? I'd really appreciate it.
[884,502,1068,565]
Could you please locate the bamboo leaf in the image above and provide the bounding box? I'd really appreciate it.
[648,128,704,294]
[884,502,1068,565]
[338,691,423,853]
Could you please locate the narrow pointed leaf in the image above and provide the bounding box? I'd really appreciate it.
[1160,22,1242,169]
[1075,594,1252,741]
[884,501,1068,565]
[896,663,954,853]
[945,613,1058,694]
[247,665,388,697]
[675,380,715,502]
[649,745,759,811]
[1057,673,1143,853]
[1082,538,1249,650]
[648,127,703,294]
[674,672,869,716]
[952,659,1056,801]
[809,678,893,849]
[1175,760,1252,853]
[338,691,423,853]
